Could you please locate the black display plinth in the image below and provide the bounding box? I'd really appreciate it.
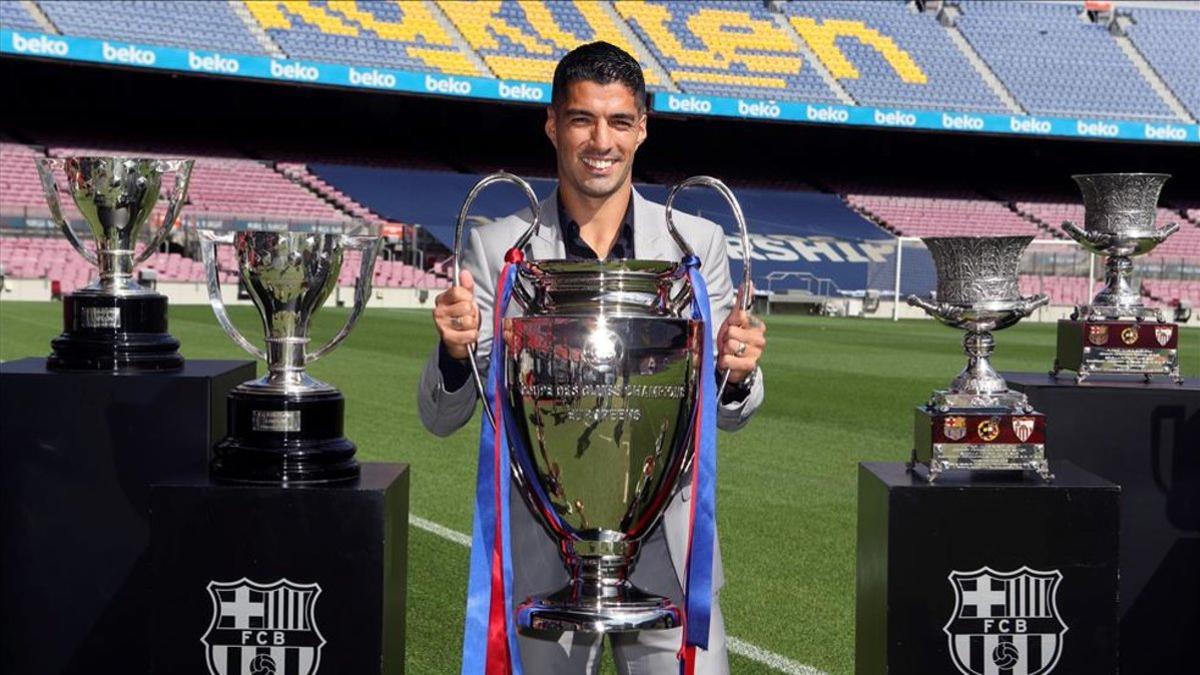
[856,461,1119,675]
[1007,372,1199,674]
[149,463,409,675]
[50,292,184,371]
[0,357,255,675]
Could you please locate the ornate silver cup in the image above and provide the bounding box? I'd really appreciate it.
[198,227,381,483]
[1062,173,1178,321]
[34,156,193,371]
[907,236,1051,481]
[1052,173,1183,384]
[453,173,751,635]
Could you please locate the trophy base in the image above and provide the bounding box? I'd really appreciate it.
[212,387,360,484]
[48,292,183,372]
[911,407,1050,482]
[1051,319,1182,384]
[516,581,682,637]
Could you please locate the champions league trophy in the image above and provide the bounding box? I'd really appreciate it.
[1051,173,1183,384]
[35,156,193,371]
[198,226,381,483]
[453,173,751,635]
[907,236,1051,482]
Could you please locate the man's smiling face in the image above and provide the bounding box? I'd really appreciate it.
[546,80,647,200]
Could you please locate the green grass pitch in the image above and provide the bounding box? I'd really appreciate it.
[1,301,1196,674]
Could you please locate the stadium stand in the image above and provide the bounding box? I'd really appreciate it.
[955,1,1177,120]
[841,187,1053,240]
[277,162,389,226]
[784,0,1008,112]
[1143,278,1200,307]
[243,1,481,75]
[0,143,49,215]
[36,1,268,56]
[614,0,838,102]
[0,0,44,32]
[1123,7,1200,120]
[435,0,661,86]
[1019,273,1093,307]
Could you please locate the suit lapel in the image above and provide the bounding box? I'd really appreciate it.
[632,186,672,261]
[529,189,565,260]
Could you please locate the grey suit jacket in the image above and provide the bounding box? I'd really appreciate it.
[417,186,764,593]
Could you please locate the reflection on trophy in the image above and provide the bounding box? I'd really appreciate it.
[1052,173,1182,384]
[907,236,1051,482]
[35,156,193,371]
[198,227,381,483]
[453,174,751,635]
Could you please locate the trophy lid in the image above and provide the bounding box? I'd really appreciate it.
[519,259,682,316]
[922,236,1032,307]
[1071,173,1170,235]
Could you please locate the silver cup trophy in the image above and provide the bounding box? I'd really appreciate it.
[907,236,1051,481]
[35,156,193,371]
[453,173,752,635]
[1052,173,1182,383]
[198,227,381,483]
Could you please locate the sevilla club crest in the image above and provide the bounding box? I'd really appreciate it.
[945,567,1067,675]
[203,578,325,675]
[1012,417,1035,443]
[1155,326,1173,347]
[1087,325,1108,346]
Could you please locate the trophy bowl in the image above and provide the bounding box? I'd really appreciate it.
[199,227,381,483]
[35,156,193,371]
[506,259,700,634]
[907,236,1051,481]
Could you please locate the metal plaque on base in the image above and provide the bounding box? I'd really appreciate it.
[198,227,381,484]
[35,156,193,372]
[1051,173,1182,384]
[907,236,1051,482]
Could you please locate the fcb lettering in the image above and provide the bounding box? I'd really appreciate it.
[945,567,1067,675]
[203,578,326,675]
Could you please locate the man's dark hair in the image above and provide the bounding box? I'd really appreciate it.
[551,41,646,112]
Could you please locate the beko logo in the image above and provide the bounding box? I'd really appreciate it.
[349,67,396,88]
[499,81,544,101]
[874,109,917,127]
[806,105,849,122]
[666,95,712,113]
[425,74,471,95]
[1143,123,1188,141]
[738,100,781,118]
[270,60,319,81]
[1076,120,1119,137]
[942,113,985,131]
[11,33,68,56]
[188,52,239,74]
[102,42,156,65]
[1010,116,1052,134]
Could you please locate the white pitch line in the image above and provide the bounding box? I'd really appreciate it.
[408,514,829,675]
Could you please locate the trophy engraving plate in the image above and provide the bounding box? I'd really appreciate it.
[252,410,302,433]
[81,307,122,329]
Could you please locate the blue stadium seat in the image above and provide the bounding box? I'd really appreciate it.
[37,1,268,55]
[1124,7,1200,120]
[1,1,46,32]
[955,1,1176,120]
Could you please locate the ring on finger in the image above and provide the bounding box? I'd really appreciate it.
[451,316,463,330]
[734,340,748,357]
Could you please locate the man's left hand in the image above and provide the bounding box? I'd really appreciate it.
[717,307,766,384]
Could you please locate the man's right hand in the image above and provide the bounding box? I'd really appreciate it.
[433,269,481,360]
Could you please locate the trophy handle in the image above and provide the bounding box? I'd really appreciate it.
[1016,294,1051,318]
[198,228,266,361]
[135,159,195,265]
[1061,220,1110,249]
[307,233,382,364]
[34,158,98,266]
[452,172,542,424]
[1155,222,1180,242]
[906,295,965,322]
[665,176,755,397]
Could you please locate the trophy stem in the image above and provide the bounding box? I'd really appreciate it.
[951,330,1008,396]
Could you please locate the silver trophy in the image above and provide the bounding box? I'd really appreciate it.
[908,236,1051,481]
[198,227,381,483]
[1052,173,1182,383]
[35,156,193,371]
[453,173,752,635]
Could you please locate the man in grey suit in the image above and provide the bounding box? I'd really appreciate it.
[418,42,767,674]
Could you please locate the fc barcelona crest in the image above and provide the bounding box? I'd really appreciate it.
[1155,326,1173,346]
[203,578,325,675]
[1012,417,1035,443]
[1087,325,1108,346]
[944,416,967,441]
[945,567,1067,675]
